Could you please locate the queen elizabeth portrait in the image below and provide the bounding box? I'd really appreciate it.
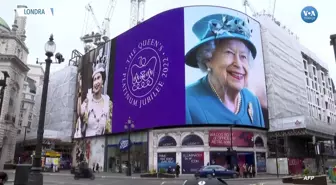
[79,47,113,137]
[185,13,265,127]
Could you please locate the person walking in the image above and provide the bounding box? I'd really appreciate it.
[243,163,247,178]
[92,162,96,173]
[236,164,240,177]
[175,163,180,178]
[96,163,100,173]
[252,164,256,178]
[248,164,253,178]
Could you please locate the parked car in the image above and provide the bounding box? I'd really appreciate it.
[194,165,238,179]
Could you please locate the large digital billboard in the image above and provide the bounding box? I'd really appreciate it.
[74,5,268,138]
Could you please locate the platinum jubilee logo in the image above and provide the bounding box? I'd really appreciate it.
[122,39,170,108]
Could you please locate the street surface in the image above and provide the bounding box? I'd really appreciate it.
[5,176,283,185]
[3,172,283,185]
[3,171,333,185]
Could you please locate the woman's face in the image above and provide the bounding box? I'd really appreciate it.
[92,72,103,94]
[207,39,250,91]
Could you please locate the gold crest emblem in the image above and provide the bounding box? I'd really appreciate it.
[248,102,253,123]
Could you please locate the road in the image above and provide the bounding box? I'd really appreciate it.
[5,173,284,185]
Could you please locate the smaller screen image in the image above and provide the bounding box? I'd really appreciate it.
[181,152,204,174]
[74,41,114,138]
[184,6,268,128]
[157,152,176,172]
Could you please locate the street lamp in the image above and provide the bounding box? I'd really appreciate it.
[0,71,9,115]
[27,34,64,185]
[124,117,134,176]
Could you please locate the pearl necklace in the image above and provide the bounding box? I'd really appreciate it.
[209,79,241,114]
[92,96,103,104]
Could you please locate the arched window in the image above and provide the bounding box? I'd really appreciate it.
[158,136,177,147]
[255,136,264,147]
[182,134,204,146]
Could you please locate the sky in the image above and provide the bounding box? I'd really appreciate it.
[1,0,336,81]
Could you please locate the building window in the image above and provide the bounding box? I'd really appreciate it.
[19,120,22,126]
[28,113,32,120]
[319,114,321,120]
[323,88,326,95]
[27,121,31,128]
[326,102,328,109]
[303,60,307,69]
[313,67,316,75]
[17,130,21,134]
[328,116,331,124]
[306,78,309,86]
[315,83,318,90]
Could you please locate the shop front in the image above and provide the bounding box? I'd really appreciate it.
[106,131,148,173]
[72,136,105,171]
[149,127,268,174]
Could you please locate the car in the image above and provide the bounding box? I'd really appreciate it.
[194,165,239,179]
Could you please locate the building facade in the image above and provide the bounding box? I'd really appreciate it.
[148,127,267,174]
[16,63,45,143]
[257,14,336,175]
[22,66,77,157]
[16,77,36,141]
[0,6,30,168]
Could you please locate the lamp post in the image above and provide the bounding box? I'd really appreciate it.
[0,71,10,115]
[28,34,64,185]
[275,134,279,178]
[124,117,134,176]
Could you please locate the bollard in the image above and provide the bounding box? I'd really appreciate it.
[14,164,32,185]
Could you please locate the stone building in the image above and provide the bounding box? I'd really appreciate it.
[0,6,30,168]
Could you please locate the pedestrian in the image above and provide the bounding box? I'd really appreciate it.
[248,164,252,178]
[236,164,240,177]
[175,163,180,178]
[0,172,8,185]
[252,164,256,178]
[50,163,54,172]
[96,163,100,173]
[92,162,95,172]
[243,163,247,178]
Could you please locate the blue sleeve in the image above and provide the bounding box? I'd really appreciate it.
[186,96,192,124]
[255,96,265,128]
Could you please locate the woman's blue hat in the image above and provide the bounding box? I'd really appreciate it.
[185,14,257,68]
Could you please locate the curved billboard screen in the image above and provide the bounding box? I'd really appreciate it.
[74,5,268,138]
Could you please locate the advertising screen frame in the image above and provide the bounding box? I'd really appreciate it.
[73,5,269,139]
